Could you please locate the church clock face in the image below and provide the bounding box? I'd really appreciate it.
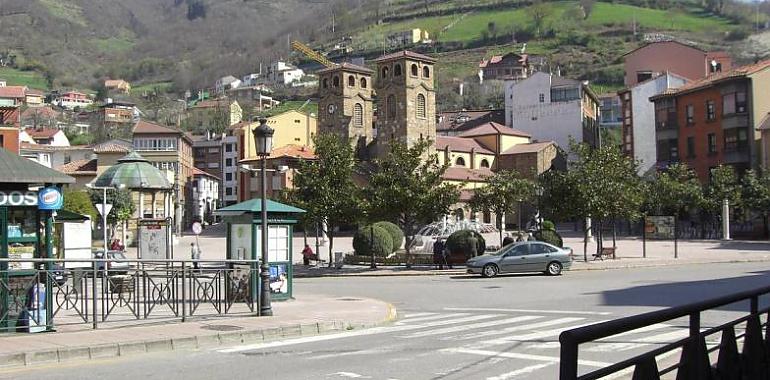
[327,104,336,114]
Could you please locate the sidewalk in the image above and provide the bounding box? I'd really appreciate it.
[0,296,396,369]
[293,237,770,278]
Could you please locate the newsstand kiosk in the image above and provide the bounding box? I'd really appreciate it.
[0,148,74,332]
[216,198,305,304]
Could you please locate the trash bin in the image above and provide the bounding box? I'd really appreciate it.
[334,252,344,269]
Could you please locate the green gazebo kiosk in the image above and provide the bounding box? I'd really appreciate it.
[0,147,74,332]
[215,198,304,301]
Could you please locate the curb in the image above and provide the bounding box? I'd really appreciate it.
[294,257,770,278]
[0,306,398,370]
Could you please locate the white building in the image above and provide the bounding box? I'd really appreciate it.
[619,72,688,175]
[504,72,601,153]
[268,62,306,86]
[53,91,93,110]
[191,168,220,224]
[215,75,242,94]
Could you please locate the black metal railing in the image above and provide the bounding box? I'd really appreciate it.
[559,285,770,379]
[0,258,259,333]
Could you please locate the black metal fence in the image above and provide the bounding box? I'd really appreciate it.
[0,258,259,333]
[559,285,770,379]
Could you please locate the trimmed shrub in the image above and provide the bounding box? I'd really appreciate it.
[534,229,563,248]
[373,221,404,252]
[446,230,486,258]
[542,220,556,231]
[352,226,393,257]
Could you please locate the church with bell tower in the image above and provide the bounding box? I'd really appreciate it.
[373,51,437,158]
[316,62,375,158]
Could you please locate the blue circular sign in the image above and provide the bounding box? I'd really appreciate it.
[38,187,63,210]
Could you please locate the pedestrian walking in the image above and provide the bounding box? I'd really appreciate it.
[442,245,453,269]
[502,233,514,247]
[191,242,201,270]
[433,238,445,270]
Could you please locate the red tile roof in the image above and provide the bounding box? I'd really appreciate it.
[91,140,133,154]
[759,113,770,131]
[374,50,436,63]
[0,86,27,99]
[24,128,61,139]
[26,88,44,96]
[442,167,494,182]
[458,122,531,138]
[621,40,707,57]
[57,159,97,175]
[435,136,494,155]
[318,62,374,75]
[268,144,316,160]
[192,167,220,180]
[21,106,59,120]
[500,141,556,155]
[654,59,770,98]
[133,120,181,134]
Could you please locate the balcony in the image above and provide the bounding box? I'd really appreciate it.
[721,114,750,130]
[723,148,750,164]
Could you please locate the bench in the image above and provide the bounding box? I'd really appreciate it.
[592,247,616,260]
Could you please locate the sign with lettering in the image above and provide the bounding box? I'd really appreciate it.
[0,191,38,207]
[38,187,63,210]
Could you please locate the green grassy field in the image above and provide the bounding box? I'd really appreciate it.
[39,0,88,27]
[91,36,135,54]
[132,81,174,96]
[356,1,735,47]
[0,67,48,89]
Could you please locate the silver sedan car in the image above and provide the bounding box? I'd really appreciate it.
[466,241,573,277]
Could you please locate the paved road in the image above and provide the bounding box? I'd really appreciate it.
[4,262,770,380]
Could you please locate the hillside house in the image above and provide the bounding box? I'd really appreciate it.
[479,53,543,82]
[104,79,131,94]
[268,62,306,86]
[215,75,242,94]
[21,128,70,146]
[0,85,27,106]
[53,91,93,110]
[25,89,45,107]
[623,40,732,86]
[387,29,431,47]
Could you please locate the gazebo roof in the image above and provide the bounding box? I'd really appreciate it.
[215,198,305,215]
[93,151,172,190]
[0,147,74,184]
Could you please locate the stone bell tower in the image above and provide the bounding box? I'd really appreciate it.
[316,63,375,157]
[373,50,437,158]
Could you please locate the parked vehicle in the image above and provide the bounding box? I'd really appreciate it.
[93,250,130,275]
[51,262,67,286]
[466,241,573,278]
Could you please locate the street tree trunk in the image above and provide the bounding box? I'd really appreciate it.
[583,218,589,262]
[327,228,334,268]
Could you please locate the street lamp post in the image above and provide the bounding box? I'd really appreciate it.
[252,118,274,316]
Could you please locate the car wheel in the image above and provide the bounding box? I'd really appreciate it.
[546,261,563,276]
[482,264,499,278]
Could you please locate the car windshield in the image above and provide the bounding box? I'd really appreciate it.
[490,243,525,256]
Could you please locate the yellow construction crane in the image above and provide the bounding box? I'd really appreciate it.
[291,40,337,69]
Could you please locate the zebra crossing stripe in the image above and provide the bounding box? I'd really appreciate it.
[585,329,690,352]
[467,320,610,349]
[442,348,612,368]
[400,312,437,319]
[445,307,612,316]
[398,315,543,339]
[396,313,470,324]
[485,363,554,380]
[444,317,585,341]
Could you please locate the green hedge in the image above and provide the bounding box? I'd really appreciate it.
[542,220,556,231]
[446,230,486,258]
[534,229,563,248]
[352,226,393,257]
[373,221,404,252]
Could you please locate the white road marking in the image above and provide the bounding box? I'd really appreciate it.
[486,363,554,380]
[400,312,436,319]
[445,307,612,316]
[444,317,585,341]
[396,313,470,324]
[329,372,371,378]
[442,348,611,367]
[585,329,690,352]
[594,323,672,342]
[398,315,543,339]
[467,320,610,349]
[219,314,498,353]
